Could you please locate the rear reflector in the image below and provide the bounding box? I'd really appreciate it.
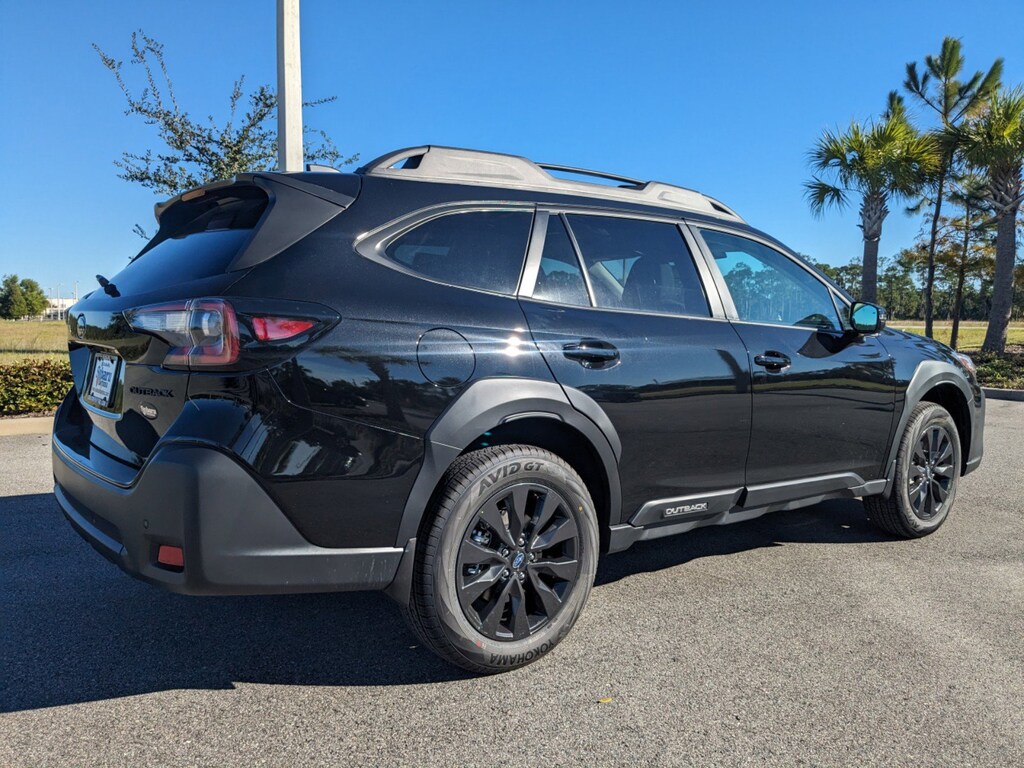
[157,545,184,568]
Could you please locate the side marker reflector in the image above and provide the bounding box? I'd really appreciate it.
[157,545,184,568]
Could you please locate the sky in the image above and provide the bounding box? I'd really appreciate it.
[1,0,1022,300]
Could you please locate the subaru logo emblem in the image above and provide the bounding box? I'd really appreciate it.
[512,552,526,569]
[76,314,87,340]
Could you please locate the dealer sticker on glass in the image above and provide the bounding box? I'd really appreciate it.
[88,353,118,407]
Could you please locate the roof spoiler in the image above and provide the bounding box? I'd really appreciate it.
[147,173,359,271]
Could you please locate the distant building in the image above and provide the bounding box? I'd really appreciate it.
[45,297,76,321]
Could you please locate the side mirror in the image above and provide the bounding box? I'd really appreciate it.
[850,301,886,334]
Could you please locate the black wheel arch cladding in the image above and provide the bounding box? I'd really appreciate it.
[394,378,623,548]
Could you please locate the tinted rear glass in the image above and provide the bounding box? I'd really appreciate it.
[110,187,267,294]
[109,229,253,295]
[385,210,533,294]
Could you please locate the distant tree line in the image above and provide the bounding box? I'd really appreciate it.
[806,37,1022,353]
[807,242,1024,348]
[0,275,49,320]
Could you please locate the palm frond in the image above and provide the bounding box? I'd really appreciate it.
[804,178,849,216]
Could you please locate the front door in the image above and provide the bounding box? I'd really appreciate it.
[693,226,895,490]
[519,211,751,520]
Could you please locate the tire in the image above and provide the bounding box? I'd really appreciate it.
[863,402,962,538]
[408,445,599,673]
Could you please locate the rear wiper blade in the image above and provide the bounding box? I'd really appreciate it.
[96,274,120,298]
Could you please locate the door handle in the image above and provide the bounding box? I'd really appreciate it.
[753,351,791,371]
[563,339,620,369]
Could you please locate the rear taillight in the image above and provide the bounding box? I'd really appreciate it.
[251,316,315,341]
[126,298,239,369]
[125,298,327,370]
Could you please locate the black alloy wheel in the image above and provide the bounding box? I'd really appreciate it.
[456,482,581,641]
[863,402,961,538]
[907,424,956,520]
[406,444,599,673]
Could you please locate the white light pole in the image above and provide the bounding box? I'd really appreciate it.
[277,0,303,172]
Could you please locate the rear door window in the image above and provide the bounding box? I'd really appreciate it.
[564,215,711,317]
[532,215,590,306]
[385,210,533,294]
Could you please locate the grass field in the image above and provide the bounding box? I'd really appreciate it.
[889,321,1024,350]
[0,320,67,365]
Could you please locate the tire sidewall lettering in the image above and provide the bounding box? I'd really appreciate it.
[433,452,597,668]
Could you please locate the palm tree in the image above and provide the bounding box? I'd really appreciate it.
[958,88,1024,353]
[806,96,939,303]
[904,37,1003,338]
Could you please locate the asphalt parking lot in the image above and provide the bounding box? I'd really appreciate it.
[1,401,1022,767]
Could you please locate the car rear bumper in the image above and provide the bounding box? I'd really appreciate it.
[53,437,404,595]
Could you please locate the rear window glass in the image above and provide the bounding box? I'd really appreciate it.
[385,210,533,294]
[111,188,267,293]
[110,229,253,295]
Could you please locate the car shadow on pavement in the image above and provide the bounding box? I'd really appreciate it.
[1,492,889,712]
[596,496,891,586]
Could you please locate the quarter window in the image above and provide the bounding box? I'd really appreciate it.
[532,215,590,306]
[564,215,710,317]
[698,229,841,330]
[385,210,533,294]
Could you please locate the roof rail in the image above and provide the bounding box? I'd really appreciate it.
[305,162,341,173]
[536,162,644,188]
[356,146,744,222]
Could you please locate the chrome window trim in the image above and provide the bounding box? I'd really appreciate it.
[518,295,737,324]
[517,209,549,297]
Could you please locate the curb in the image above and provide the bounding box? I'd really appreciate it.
[0,415,54,436]
[983,387,1024,402]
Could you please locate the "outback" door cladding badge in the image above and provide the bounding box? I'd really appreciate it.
[664,501,709,517]
[628,488,744,527]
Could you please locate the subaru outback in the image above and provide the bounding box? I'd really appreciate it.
[53,145,984,672]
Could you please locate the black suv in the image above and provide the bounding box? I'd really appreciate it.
[54,146,984,672]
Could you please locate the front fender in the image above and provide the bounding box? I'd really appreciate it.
[882,360,983,494]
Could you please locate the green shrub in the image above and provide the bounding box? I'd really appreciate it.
[0,358,73,416]
[973,350,1024,390]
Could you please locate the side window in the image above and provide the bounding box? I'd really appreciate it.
[564,215,711,317]
[385,210,533,294]
[532,215,590,306]
[832,290,851,328]
[698,229,841,330]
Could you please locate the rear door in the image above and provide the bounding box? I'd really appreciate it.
[692,226,895,496]
[518,210,751,524]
